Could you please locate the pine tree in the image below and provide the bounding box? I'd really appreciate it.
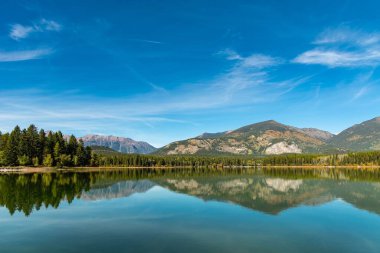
[4,126,21,166]
[75,140,86,166]
[67,135,78,157]
[26,124,39,159]
[37,129,46,165]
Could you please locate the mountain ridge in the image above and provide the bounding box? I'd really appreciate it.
[328,117,380,151]
[81,134,156,154]
[155,117,380,155]
[156,120,329,155]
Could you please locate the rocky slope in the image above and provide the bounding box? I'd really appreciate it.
[156,120,330,155]
[297,128,335,141]
[81,135,156,154]
[328,117,380,151]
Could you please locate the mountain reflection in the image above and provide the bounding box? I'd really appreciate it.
[1,168,380,216]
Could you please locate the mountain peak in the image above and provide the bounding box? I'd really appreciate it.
[81,134,156,154]
[329,117,380,151]
[157,119,326,155]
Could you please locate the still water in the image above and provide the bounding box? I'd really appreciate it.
[1,168,380,253]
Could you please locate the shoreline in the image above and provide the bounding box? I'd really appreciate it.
[1,165,380,173]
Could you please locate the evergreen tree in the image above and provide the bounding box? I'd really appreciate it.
[37,129,46,164]
[75,140,86,166]
[67,135,78,157]
[0,125,94,167]
[26,124,39,159]
[4,126,21,166]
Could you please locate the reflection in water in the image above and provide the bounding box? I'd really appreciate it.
[81,180,155,200]
[1,168,380,216]
[160,176,380,214]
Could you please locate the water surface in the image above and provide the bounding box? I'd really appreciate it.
[1,168,380,253]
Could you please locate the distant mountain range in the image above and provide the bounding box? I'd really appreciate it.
[155,117,380,155]
[78,117,380,155]
[81,135,156,154]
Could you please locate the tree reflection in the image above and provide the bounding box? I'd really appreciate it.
[1,167,380,216]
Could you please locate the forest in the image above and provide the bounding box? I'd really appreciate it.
[96,151,380,167]
[0,125,95,167]
[1,125,380,168]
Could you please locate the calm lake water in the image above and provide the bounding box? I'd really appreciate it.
[1,168,380,253]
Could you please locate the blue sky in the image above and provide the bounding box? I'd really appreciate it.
[1,0,380,147]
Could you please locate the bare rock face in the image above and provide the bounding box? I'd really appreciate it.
[265,142,302,155]
[156,120,325,155]
[81,135,156,154]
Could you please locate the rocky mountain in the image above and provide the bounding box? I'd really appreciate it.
[328,117,380,151]
[296,128,335,141]
[89,145,120,155]
[81,135,156,154]
[156,120,331,155]
[156,117,380,155]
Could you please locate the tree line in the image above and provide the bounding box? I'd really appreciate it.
[0,125,95,167]
[260,152,380,166]
[1,125,380,168]
[97,152,380,167]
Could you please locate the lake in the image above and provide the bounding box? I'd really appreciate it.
[1,168,380,253]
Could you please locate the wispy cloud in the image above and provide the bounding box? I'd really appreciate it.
[39,19,61,31]
[128,39,163,44]
[314,27,380,46]
[9,19,61,40]
[293,26,380,67]
[348,72,374,101]
[353,86,369,100]
[219,49,283,68]
[0,48,52,62]
[0,50,303,144]
[9,24,34,40]
[294,49,380,67]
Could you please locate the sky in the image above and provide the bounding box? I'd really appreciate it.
[1,0,380,147]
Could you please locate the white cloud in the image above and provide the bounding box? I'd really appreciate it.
[39,19,62,31]
[314,27,380,46]
[219,49,283,68]
[353,86,369,100]
[293,48,380,67]
[9,19,61,40]
[0,49,52,62]
[9,24,34,40]
[239,54,283,68]
[294,27,380,67]
[218,49,243,60]
[128,39,162,44]
[0,51,303,145]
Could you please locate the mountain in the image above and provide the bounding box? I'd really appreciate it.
[296,128,335,141]
[90,145,121,155]
[156,120,331,155]
[81,135,156,154]
[329,117,380,151]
